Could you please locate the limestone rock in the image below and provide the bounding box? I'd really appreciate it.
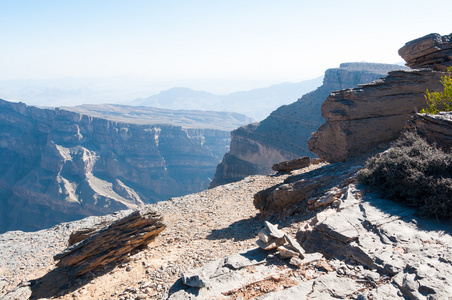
[254,162,359,216]
[272,156,311,173]
[405,112,452,150]
[398,32,452,71]
[309,34,452,163]
[308,69,445,162]
[0,99,242,233]
[54,207,165,276]
[300,184,452,299]
[210,63,406,187]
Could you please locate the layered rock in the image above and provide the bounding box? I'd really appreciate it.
[210,63,405,187]
[308,69,444,162]
[0,100,246,233]
[54,207,165,276]
[399,32,452,71]
[309,33,451,162]
[405,112,452,150]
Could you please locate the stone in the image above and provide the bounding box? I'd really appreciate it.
[256,222,286,250]
[210,62,406,187]
[254,162,360,216]
[271,156,311,173]
[54,207,166,276]
[308,69,445,162]
[405,112,452,150]
[277,245,299,258]
[398,32,452,71]
[0,281,33,300]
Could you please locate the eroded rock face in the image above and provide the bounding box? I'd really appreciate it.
[399,32,452,71]
[308,69,445,162]
[405,112,452,150]
[308,33,452,163]
[0,99,234,233]
[210,63,405,187]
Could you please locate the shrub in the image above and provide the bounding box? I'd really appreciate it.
[420,66,452,114]
[358,132,452,219]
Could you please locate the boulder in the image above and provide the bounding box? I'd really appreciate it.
[272,156,311,173]
[399,32,452,71]
[54,207,165,276]
[405,112,452,150]
[254,162,359,216]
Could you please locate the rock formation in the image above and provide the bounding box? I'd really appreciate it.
[399,32,452,71]
[405,112,452,150]
[210,62,406,187]
[0,100,249,233]
[54,207,165,276]
[309,32,452,162]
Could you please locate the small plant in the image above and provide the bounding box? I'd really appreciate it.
[358,132,452,219]
[420,66,452,114]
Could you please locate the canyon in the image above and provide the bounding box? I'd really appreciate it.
[1,32,452,300]
[210,62,407,187]
[0,101,251,233]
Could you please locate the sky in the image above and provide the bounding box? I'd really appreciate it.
[1,0,451,96]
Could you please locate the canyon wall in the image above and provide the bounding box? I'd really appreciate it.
[308,33,451,162]
[0,100,241,233]
[210,63,406,187]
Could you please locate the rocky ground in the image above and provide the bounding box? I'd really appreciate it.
[0,163,323,300]
[2,160,452,299]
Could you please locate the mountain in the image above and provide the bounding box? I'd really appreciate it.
[210,62,408,187]
[2,32,452,300]
[130,77,323,121]
[0,100,251,233]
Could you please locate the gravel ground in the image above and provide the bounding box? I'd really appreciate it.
[0,167,321,299]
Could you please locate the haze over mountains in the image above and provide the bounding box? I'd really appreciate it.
[130,77,323,121]
[0,77,323,121]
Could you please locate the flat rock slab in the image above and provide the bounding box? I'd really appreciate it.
[171,247,284,299]
[302,184,452,299]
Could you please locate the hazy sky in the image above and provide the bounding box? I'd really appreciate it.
[1,0,451,94]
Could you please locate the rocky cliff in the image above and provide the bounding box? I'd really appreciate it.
[210,63,406,187]
[308,33,452,162]
[0,100,249,233]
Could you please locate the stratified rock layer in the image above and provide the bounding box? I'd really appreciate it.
[399,32,452,71]
[308,69,444,162]
[210,63,405,187]
[405,112,452,150]
[54,207,165,276]
[0,99,241,233]
[309,33,452,163]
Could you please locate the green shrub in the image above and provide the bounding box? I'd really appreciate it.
[358,132,452,219]
[420,66,452,114]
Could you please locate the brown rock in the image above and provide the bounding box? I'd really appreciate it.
[54,207,166,276]
[272,157,311,173]
[398,33,452,71]
[308,69,445,162]
[405,112,452,150]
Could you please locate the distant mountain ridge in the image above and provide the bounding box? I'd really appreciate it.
[0,100,251,233]
[210,62,408,187]
[130,77,323,121]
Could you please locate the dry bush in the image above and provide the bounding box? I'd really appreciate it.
[358,132,452,219]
